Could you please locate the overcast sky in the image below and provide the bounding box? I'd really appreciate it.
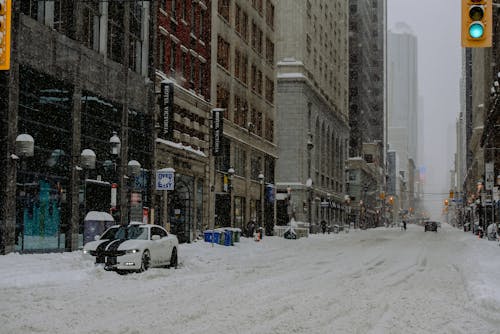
[388,0,461,219]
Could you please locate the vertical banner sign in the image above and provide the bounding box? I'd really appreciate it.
[160,82,174,140]
[485,162,494,191]
[212,108,223,156]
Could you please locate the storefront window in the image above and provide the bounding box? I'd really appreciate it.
[17,66,73,252]
[233,196,246,230]
[169,174,194,243]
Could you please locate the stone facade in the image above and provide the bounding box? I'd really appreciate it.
[210,0,278,235]
[274,0,350,229]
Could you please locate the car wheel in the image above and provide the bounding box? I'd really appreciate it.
[139,250,151,272]
[169,248,178,269]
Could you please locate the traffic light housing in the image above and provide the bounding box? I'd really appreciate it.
[0,0,11,70]
[462,0,492,48]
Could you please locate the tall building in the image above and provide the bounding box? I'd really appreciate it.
[274,0,350,228]
[0,1,154,254]
[348,0,386,157]
[210,0,277,235]
[387,23,419,215]
[153,1,212,243]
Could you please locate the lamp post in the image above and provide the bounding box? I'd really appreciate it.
[306,132,314,234]
[81,148,96,224]
[109,131,121,182]
[15,134,34,249]
[127,159,141,224]
[326,193,331,228]
[108,131,121,221]
[258,173,265,231]
[228,167,235,227]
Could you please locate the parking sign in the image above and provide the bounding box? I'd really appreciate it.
[156,168,175,191]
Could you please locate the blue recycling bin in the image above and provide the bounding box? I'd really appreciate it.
[204,230,221,244]
[223,230,233,246]
[204,230,213,242]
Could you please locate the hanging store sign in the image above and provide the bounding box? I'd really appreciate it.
[160,81,174,140]
[485,162,494,191]
[212,108,224,156]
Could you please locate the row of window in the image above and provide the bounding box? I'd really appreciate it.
[219,0,274,30]
[159,36,209,97]
[222,1,275,62]
[21,1,145,74]
[160,0,208,44]
[218,37,274,103]
[216,85,274,142]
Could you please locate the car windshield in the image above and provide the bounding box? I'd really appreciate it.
[114,225,149,240]
[100,227,120,240]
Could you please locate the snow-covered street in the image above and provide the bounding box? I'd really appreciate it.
[1,224,500,334]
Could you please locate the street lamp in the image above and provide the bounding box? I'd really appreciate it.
[110,131,121,156]
[228,167,235,227]
[80,148,96,223]
[306,177,313,233]
[15,134,34,249]
[306,132,314,234]
[326,193,331,228]
[126,159,141,224]
[258,173,265,231]
[109,131,121,182]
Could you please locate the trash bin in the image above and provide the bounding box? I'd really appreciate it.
[204,230,215,242]
[207,230,221,244]
[233,228,241,242]
[223,230,233,246]
[216,228,225,245]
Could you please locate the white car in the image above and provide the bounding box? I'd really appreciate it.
[83,223,179,273]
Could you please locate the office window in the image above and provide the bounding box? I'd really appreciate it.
[159,35,166,72]
[82,1,100,51]
[266,0,274,29]
[218,0,230,22]
[217,36,230,70]
[265,77,274,103]
[266,38,274,65]
[107,3,125,64]
[216,85,230,119]
[170,42,177,73]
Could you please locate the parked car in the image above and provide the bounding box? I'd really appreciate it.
[83,223,179,273]
[424,221,438,232]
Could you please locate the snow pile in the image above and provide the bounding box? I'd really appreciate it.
[1,224,500,333]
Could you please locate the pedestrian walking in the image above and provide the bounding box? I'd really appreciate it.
[320,220,327,234]
[247,220,255,238]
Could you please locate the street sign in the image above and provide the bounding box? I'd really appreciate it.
[156,168,175,191]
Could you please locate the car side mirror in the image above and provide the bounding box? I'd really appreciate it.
[151,235,161,241]
[94,235,100,241]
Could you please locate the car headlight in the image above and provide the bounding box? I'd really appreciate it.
[125,249,140,254]
[83,249,91,254]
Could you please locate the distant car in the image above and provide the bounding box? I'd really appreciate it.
[424,221,438,232]
[83,223,179,273]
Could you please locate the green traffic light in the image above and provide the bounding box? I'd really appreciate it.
[469,22,484,38]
